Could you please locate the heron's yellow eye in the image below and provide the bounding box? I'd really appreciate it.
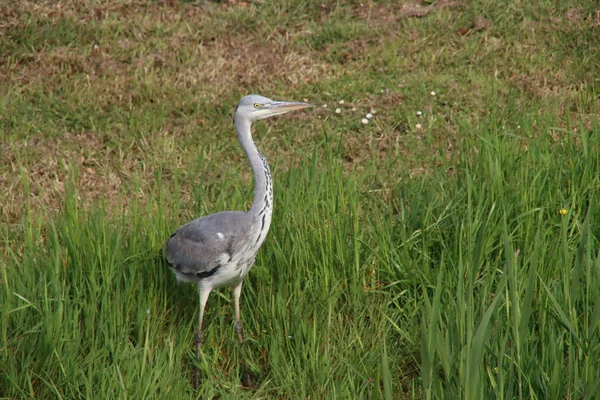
[253,103,261,109]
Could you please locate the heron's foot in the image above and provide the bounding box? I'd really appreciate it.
[242,362,253,388]
[193,368,200,392]
[234,321,254,388]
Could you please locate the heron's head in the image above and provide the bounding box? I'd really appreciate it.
[235,94,312,122]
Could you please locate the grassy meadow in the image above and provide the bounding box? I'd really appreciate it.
[2,0,600,398]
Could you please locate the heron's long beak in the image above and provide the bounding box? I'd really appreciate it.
[268,101,313,114]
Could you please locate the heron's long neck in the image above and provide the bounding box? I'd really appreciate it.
[235,117,273,221]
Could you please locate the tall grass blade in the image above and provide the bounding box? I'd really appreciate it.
[382,339,393,400]
[540,279,586,352]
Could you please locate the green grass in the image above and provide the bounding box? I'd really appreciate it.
[2,0,600,398]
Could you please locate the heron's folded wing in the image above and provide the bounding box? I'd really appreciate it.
[166,234,227,276]
[165,212,246,276]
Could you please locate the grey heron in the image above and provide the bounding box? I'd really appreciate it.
[165,94,311,389]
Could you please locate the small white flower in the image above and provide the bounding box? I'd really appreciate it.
[338,100,345,104]
[417,110,423,116]
[322,104,328,108]
[416,123,423,129]
[366,113,374,119]
[380,89,384,93]
[361,118,369,124]
[146,309,150,314]
[351,107,357,111]
[335,108,342,114]
[430,91,436,96]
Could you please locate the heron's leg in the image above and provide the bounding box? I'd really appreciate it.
[232,282,252,387]
[233,282,244,342]
[194,286,212,391]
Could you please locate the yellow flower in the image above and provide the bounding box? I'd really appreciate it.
[559,208,568,216]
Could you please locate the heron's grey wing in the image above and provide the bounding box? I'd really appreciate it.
[166,211,248,278]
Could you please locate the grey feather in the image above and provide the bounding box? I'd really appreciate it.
[166,211,250,276]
